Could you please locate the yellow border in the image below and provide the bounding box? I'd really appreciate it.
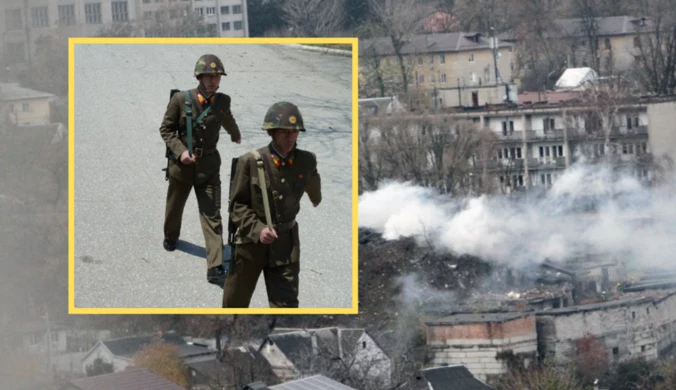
[68,37,359,315]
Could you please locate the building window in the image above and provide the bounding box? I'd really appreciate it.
[613,347,619,357]
[418,75,424,84]
[221,22,230,31]
[430,75,435,84]
[195,7,203,15]
[469,53,474,62]
[5,9,22,30]
[407,56,412,66]
[233,5,242,14]
[234,21,243,30]
[85,3,102,24]
[543,118,555,131]
[440,54,445,64]
[31,7,49,28]
[417,56,423,65]
[428,55,434,65]
[144,11,152,19]
[502,120,514,136]
[627,115,639,129]
[206,7,216,15]
[634,36,640,47]
[58,5,75,25]
[605,38,611,50]
[221,6,229,14]
[441,74,447,83]
[112,1,129,21]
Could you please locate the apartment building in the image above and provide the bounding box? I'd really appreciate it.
[501,16,653,78]
[189,0,248,37]
[0,0,248,77]
[360,32,517,107]
[464,97,656,192]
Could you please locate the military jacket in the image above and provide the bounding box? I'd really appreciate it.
[229,143,322,246]
[159,88,241,159]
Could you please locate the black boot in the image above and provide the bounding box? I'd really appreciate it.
[163,238,177,251]
[207,265,227,287]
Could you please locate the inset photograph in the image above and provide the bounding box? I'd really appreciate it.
[69,38,356,313]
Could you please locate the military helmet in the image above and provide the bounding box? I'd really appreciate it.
[262,101,305,132]
[194,54,226,77]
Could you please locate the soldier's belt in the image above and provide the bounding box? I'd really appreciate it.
[275,219,297,234]
[192,146,217,158]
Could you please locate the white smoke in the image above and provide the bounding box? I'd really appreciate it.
[359,162,676,271]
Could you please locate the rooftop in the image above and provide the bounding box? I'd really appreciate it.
[361,32,511,57]
[64,368,184,390]
[536,289,676,316]
[269,374,356,390]
[0,82,55,101]
[419,365,494,390]
[425,311,532,326]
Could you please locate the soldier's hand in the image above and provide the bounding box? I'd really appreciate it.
[259,227,278,244]
[312,203,318,207]
[180,150,196,165]
[235,139,241,144]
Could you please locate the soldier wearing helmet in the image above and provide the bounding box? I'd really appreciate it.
[159,53,242,287]
[222,101,322,308]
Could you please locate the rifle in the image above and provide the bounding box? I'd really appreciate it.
[162,89,181,181]
[224,157,239,263]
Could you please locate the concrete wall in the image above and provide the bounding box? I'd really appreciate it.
[537,292,676,364]
[426,316,538,382]
[647,100,676,166]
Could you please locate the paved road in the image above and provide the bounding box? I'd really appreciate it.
[73,43,353,309]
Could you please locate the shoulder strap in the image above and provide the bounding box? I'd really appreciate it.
[182,90,215,157]
[251,150,274,232]
[183,91,193,158]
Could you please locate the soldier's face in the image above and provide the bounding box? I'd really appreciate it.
[271,129,299,154]
[199,74,221,94]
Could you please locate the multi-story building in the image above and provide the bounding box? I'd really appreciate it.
[189,0,248,37]
[360,32,517,108]
[0,0,248,78]
[501,16,653,78]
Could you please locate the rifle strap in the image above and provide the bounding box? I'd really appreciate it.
[251,150,274,232]
[183,90,213,158]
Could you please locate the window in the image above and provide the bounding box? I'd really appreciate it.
[613,347,619,356]
[558,145,563,157]
[417,56,423,65]
[605,38,611,50]
[418,75,424,84]
[233,5,242,13]
[5,9,22,30]
[440,54,445,64]
[362,341,367,349]
[430,75,435,84]
[641,345,646,352]
[221,6,229,14]
[516,148,522,159]
[206,7,216,15]
[234,21,243,30]
[634,36,640,47]
[627,115,639,129]
[502,120,514,136]
[221,22,230,31]
[31,7,49,27]
[144,11,152,19]
[441,74,447,83]
[195,7,204,15]
[543,118,555,131]
[428,55,434,65]
[469,53,474,62]
[85,3,102,24]
[58,5,75,25]
[22,103,29,112]
[111,1,129,22]
[632,311,636,319]
[407,56,412,66]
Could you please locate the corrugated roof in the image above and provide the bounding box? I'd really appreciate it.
[269,375,356,390]
[66,368,185,390]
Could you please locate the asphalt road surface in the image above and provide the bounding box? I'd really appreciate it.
[73,43,353,309]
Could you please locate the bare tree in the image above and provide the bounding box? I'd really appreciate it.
[364,0,429,93]
[452,0,516,34]
[630,1,676,95]
[493,360,586,390]
[282,0,346,37]
[571,0,602,73]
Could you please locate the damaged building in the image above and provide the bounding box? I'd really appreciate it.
[424,312,538,382]
[424,289,676,382]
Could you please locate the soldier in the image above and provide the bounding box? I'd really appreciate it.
[222,102,322,308]
[159,54,241,286]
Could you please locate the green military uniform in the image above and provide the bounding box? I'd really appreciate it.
[222,102,321,308]
[159,54,241,284]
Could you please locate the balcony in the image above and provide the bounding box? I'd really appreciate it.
[529,156,567,168]
[529,129,566,141]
